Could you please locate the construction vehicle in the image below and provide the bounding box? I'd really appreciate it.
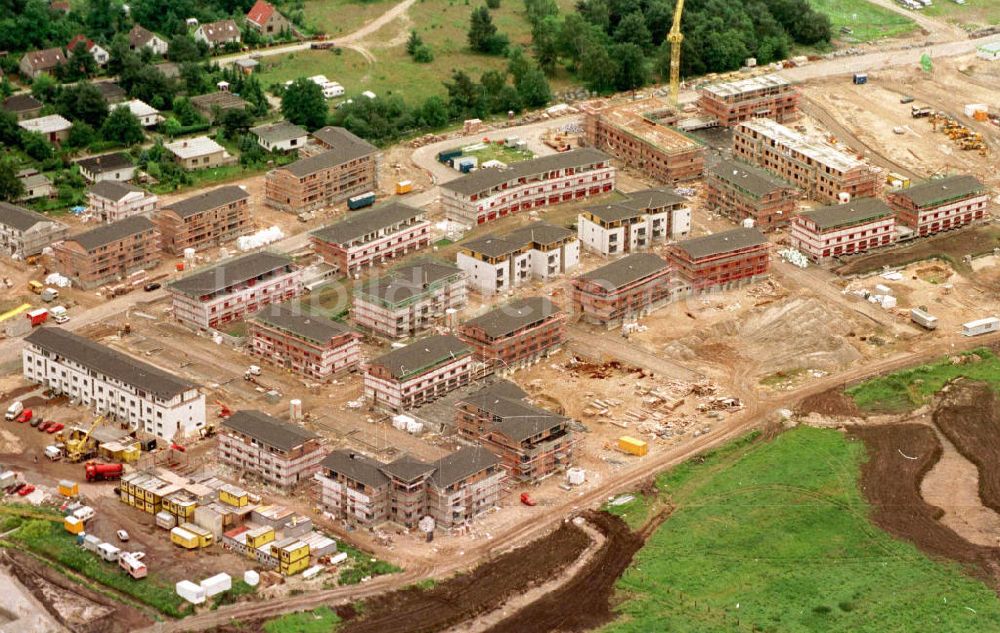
[911,105,933,118]
[65,415,105,463]
[85,461,124,481]
[215,400,232,419]
[667,0,685,105]
[244,365,262,380]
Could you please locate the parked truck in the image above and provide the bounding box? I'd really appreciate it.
[25,308,48,327]
[910,308,938,330]
[85,462,124,481]
[348,192,376,210]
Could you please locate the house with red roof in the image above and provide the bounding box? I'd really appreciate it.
[67,35,110,66]
[246,0,292,36]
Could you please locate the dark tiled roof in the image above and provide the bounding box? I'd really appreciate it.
[189,92,247,112]
[504,221,575,246]
[892,175,986,208]
[22,48,65,71]
[381,454,434,482]
[577,253,669,291]
[252,302,355,344]
[2,94,42,113]
[162,185,248,218]
[671,227,768,260]
[198,19,241,43]
[283,129,378,178]
[798,198,893,231]
[709,159,796,197]
[64,215,155,252]
[93,82,126,102]
[461,235,522,258]
[76,152,133,174]
[0,201,56,231]
[486,397,569,443]
[441,148,611,196]
[320,450,389,488]
[251,121,307,144]
[370,334,470,380]
[584,188,687,223]
[311,202,423,246]
[24,327,197,398]
[223,410,318,452]
[168,252,293,297]
[356,259,464,305]
[128,24,157,47]
[430,446,499,488]
[87,181,146,202]
[458,380,528,410]
[460,297,561,339]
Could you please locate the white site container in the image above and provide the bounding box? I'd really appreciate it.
[880,295,897,309]
[200,572,232,597]
[963,317,1000,337]
[874,284,892,295]
[329,552,348,565]
[392,414,412,431]
[302,565,324,579]
[910,308,938,330]
[406,419,423,434]
[567,468,586,486]
[176,580,206,605]
[244,570,260,587]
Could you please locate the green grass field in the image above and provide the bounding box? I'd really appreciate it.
[846,348,1000,413]
[808,0,918,42]
[604,427,1000,632]
[924,0,1000,27]
[304,0,398,36]
[461,143,535,165]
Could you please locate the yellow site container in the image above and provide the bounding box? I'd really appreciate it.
[395,180,413,195]
[246,526,275,550]
[64,516,84,534]
[277,541,310,576]
[171,527,199,549]
[58,480,79,497]
[219,485,249,508]
[618,436,648,457]
[180,522,214,548]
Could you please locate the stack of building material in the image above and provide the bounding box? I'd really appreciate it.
[176,580,206,604]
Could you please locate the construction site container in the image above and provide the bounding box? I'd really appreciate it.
[243,570,260,587]
[179,522,214,548]
[97,543,121,562]
[155,511,177,530]
[853,73,868,85]
[910,308,938,330]
[437,149,462,163]
[276,540,310,576]
[201,572,232,597]
[40,288,59,302]
[0,471,15,488]
[25,308,48,327]
[395,180,413,195]
[44,446,63,461]
[63,516,84,535]
[962,317,1000,337]
[218,485,249,508]
[348,191,376,210]
[58,480,78,497]
[170,527,200,549]
[82,534,102,552]
[618,436,649,457]
[27,280,43,294]
[176,580,206,604]
[567,468,586,485]
[329,552,348,565]
[302,565,324,579]
[246,525,275,550]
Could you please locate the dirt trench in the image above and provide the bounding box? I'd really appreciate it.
[933,379,1000,515]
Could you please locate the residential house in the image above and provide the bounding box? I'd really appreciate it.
[67,35,110,65]
[352,259,467,339]
[705,159,799,231]
[789,198,896,262]
[698,74,800,127]
[195,20,241,48]
[578,188,690,256]
[52,215,161,289]
[886,175,990,237]
[128,25,169,56]
[76,152,136,183]
[310,202,430,275]
[0,201,69,258]
[251,121,307,152]
[363,334,477,411]
[2,94,43,120]
[93,81,127,104]
[248,302,361,379]
[114,99,163,127]
[246,0,292,36]
[457,221,579,295]
[570,253,676,326]
[87,181,158,223]
[19,114,72,144]
[190,92,248,121]
[165,136,234,170]
[457,296,565,370]
[665,227,771,293]
[19,48,65,79]
[155,185,252,254]
[16,169,55,201]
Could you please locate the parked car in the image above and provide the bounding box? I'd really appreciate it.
[29,416,43,427]
[116,529,130,542]
[7,483,24,495]
[143,282,161,292]
[37,420,51,432]
[46,423,63,434]
[17,485,35,496]
[16,410,32,424]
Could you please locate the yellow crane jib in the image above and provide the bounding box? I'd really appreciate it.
[66,415,105,462]
[668,0,685,106]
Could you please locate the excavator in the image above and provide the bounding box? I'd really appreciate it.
[667,0,685,105]
[64,415,105,463]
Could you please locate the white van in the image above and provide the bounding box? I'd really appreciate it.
[4,401,23,421]
[50,306,69,324]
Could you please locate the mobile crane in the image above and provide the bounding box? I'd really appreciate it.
[65,415,105,463]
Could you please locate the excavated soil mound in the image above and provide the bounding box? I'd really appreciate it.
[798,387,863,417]
[933,379,1000,515]
[848,424,1000,585]
[484,510,644,633]
[337,520,592,633]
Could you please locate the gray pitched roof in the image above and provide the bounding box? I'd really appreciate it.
[223,410,318,452]
[76,152,133,174]
[168,252,293,297]
[24,327,197,399]
[430,446,499,488]
[320,450,389,488]
[709,158,796,197]
[671,227,768,260]
[311,202,423,246]
[892,175,986,208]
[381,454,434,482]
[585,188,687,223]
[189,92,247,112]
[577,253,669,291]
[2,94,42,113]
[441,148,611,197]
[251,121,307,144]
[479,396,569,443]
[22,48,65,71]
[0,201,56,231]
[370,334,470,380]
[355,259,464,305]
[798,198,893,231]
[128,24,158,47]
[283,129,377,178]
[503,221,575,246]
[458,380,529,410]
[252,302,355,344]
[162,185,248,218]
[87,180,146,202]
[460,297,561,339]
[461,235,523,258]
[92,81,126,103]
[64,215,155,251]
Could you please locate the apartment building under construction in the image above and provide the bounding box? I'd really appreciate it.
[698,74,800,127]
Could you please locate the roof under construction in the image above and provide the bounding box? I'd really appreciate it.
[670,227,769,260]
[370,334,470,380]
[891,175,986,208]
[585,97,703,156]
[737,118,863,174]
[576,253,669,291]
[460,297,561,339]
[799,198,894,231]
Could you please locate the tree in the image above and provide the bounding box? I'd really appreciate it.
[468,6,507,55]
[20,131,53,161]
[611,43,647,91]
[445,70,485,119]
[0,159,24,202]
[86,0,122,40]
[168,34,206,62]
[531,16,560,75]
[220,108,255,139]
[172,97,204,126]
[66,121,97,149]
[579,43,616,93]
[407,30,433,62]
[30,74,59,103]
[0,77,13,99]
[0,110,20,146]
[516,67,551,107]
[613,11,651,50]
[60,42,98,81]
[100,107,145,146]
[416,96,449,128]
[406,30,423,56]
[486,0,501,8]
[524,0,558,26]
[281,78,327,131]
[56,83,109,128]
[506,46,532,84]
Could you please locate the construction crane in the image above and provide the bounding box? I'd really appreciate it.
[667,0,685,105]
[65,415,104,463]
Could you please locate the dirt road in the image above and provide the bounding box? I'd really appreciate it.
[566,327,704,382]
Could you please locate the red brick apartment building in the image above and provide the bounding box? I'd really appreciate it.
[265,126,378,213]
[167,252,303,329]
[789,198,896,262]
[248,302,361,380]
[457,296,565,371]
[581,97,705,183]
[886,175,989,237]
[219,410,324,490]
[156,185,252,254]
[698,74,800,127]
[363,334,477,411]
[455,381,576,484]
[440,148,615,226]
[570,253,674,326]
[733,119,881,204]
[52,216,161,289]
[310,202,430,275]
[666,227,770,293]
[706,159,799,230]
